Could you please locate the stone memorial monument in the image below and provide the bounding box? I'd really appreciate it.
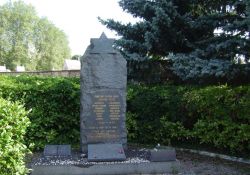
[80,33,127,158]
[33,33,180,175]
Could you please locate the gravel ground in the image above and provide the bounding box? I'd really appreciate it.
[177,150,250,175]
[26,147,250,175]
[27,147,150,167]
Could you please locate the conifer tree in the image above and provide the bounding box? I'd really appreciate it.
[100,0,249,62]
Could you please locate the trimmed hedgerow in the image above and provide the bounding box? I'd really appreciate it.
[0,75,249,154]
[0,75,80,150]
[0,98,30,175]
[127,84,250,153]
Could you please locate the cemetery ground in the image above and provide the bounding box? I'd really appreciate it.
[25,145,250,175]
[1,34,249,174]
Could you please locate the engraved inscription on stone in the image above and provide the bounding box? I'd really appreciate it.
[86,91,123,143]
[93,94,120,121]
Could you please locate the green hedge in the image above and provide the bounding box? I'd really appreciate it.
[0,98,30,175]
[127,84,250,153]
[0,76,80,150]
[0,75,249,154]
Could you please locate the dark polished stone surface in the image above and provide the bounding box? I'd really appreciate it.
[44,145,71,157]
[88,143,126,162]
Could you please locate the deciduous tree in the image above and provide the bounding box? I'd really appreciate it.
[0,1,70,71]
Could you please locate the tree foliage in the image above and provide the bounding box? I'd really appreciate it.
[0,1,70,71]
[100,0,249,62]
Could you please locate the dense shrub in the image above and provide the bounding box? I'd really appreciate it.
[0,98,30,175]
[193,120,250,152]
[0,76,80,150]
[127,84,250,153]
[0,75,249,154]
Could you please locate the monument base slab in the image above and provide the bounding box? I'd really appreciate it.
[31,161,181,175]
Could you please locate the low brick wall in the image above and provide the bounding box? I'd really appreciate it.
[0,61,178,84]
[0,70,80,77]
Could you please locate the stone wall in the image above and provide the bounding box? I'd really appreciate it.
[0,70,80,77]
[0,61,177,84]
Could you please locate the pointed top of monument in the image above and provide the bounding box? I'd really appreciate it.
[100,32,108,39]
[88,33,117,54]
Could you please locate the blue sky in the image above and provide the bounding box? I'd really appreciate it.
[0,0,136,56]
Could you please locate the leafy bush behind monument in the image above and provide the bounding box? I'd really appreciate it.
[0,76,249,154]
[0,76,80,149]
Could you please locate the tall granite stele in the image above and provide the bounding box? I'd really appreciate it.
[80,33,127,153]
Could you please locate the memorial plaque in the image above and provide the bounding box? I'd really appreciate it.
[88,143,126,162]
[44,145,58,156]
[80,33,127,153]
[57,145,71,157]
[44,145,71,157]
